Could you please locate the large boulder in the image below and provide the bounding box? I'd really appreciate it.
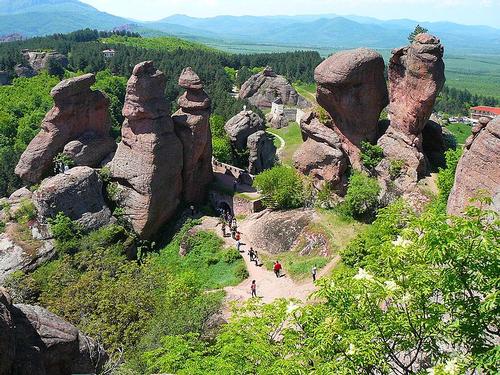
[293,111,347,193]
[0,288,107,375]
[247,130,276,174]
[378,33,445,177]
[447,117,500,216]
[32,166,111,232]
[0,70,11,85]
[314,48,388,167]
[224,110,265,150]
[109,61,183,239]
[15,73,113,184]
[239,66,308,108]
[62,132,116,167]
[172,67,213,204]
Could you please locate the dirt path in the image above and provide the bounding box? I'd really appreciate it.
[200,217,339,308]
[267,130,286,160]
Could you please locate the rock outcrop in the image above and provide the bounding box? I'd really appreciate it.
[0,70,10,85]
[62,132,116,167]
[293,111,348,192]
[447,116,500,215]
[109,61,183,239]
[224,110,265,150]
[378,34,445,177]
[22,50,68,73]
[0,288,108,375]
[15,73,113,184]
[239,66,308,108]
[247,130,276,174]
[314,48,388,167]
[172,67,213,204]
[33,167,111,232]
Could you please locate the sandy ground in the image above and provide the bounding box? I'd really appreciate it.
[200,216,339,312]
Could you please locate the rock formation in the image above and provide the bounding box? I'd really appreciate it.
[293,111,348,192]
[15,73,114,184]
[62,132,117,168]
[22,50,69,73]
[109,61,183,239]
[378,34,445,177]
[224,110,265,150]
[33,167,111,232]
[314,48,388,167]
[447,116,500,215]
[247,130,276,174]
[239,66,308,108]
[0,288,108,375]
[172,67,213,204]
[0,70,10,85]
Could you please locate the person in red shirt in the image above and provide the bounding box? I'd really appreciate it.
[273,261,282,278]
[251,280,257,298]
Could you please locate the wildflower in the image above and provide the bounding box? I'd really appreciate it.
[392,236,412,247]
[353,268,374,281]
[384,280,398,292]
[346,343,356,355]
[444,358,459,375]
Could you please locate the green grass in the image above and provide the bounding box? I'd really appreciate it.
[293,82,317,104]
[267,121,303,166]
[261,253,328,281]
[446,122,472,145]
[100,35,218,52]
[158,229,246,289]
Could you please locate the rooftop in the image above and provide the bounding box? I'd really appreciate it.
[470,106,500,115]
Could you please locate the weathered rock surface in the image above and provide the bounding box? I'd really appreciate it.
[379,33,445,177]
[0,234,55,284]
[14,64,36,78]
[247,130,276,174]
[422,120,447,168]
[224,110,265,150]
[172,67,213,204]
[109,61,183,239]
[33,167,111,232]
[293,111,347,192]
[62,132,116,167]
[314,48,388,167]
[0,288,107,375]
[22,50,68,73]
[0,70,10,85]
[239,66,308,108]
[447,116,500,215]
[15,73,112,183]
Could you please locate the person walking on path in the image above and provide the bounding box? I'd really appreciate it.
[251,280,257,298]
[312,265,318,282]
[273,261,282,278]
[236,239,242,252]
[221,222,226,237]
[248,247,255,261]
[254,251,260,266]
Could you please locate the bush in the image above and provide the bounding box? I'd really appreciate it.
[437,148,462,204]
[212,136,233,164]
[254,166,304,209]
[13,198,37,224]
[341,171,380,219]
[222,248,241,264]
[360,141,384,170]
[234,262,249,280]
[389,159,405,179]
[48,212,82,254]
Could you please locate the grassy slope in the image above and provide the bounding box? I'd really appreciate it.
[293,82,317,104]
[445,122,472,145]
[100,35,219,52]
[267,122,304,166]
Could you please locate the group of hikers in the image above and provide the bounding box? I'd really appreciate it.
[217,207,319,298]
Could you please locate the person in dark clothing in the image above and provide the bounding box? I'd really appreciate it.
[248,247,255,261]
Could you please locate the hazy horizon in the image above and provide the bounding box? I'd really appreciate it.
[80,0,500,28]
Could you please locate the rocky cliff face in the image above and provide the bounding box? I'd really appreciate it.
[378,33,445,177]
[447,116,500,215]
[109,61,183,239]
[224,110,265,150]
[172,67,213,204]
[247,130,276,175]
[0,288,108,375]
[314,48,388,167]
[239,66,308,108]
[22,50,68,72]
[15,73,114,184]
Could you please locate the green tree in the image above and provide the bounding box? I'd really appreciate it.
[254,166,304,209]
[342,171,380,219]
[408,24,429,43]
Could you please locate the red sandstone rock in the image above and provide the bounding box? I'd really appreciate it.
[172,67,213,204]
[109,61,183,239]
[447,116,500,216]
[247,130,276,174]
[15,73,113,183]
[314,48,388,167]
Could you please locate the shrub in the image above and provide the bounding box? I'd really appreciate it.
[315,106,330,124]
[209,115,226,138]
[360,141,384,170]
[212,136,233,164]
[222,248,241,264]
[437,148,462,204]
[48,212,82,254]
[342,171,380,219]
[234,262,249,280]
[389,159,405,179]
[254,166,304,209]
[14,198,37,224]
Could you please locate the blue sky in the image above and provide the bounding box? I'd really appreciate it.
[80,0,500,28]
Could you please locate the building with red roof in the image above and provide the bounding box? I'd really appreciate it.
[470,106,500,120]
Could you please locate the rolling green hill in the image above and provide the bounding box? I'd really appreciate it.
[100,35,218,53]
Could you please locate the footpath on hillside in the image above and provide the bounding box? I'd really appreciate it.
[200,216,339,308]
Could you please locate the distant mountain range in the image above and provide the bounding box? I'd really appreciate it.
[1,0,500,54]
